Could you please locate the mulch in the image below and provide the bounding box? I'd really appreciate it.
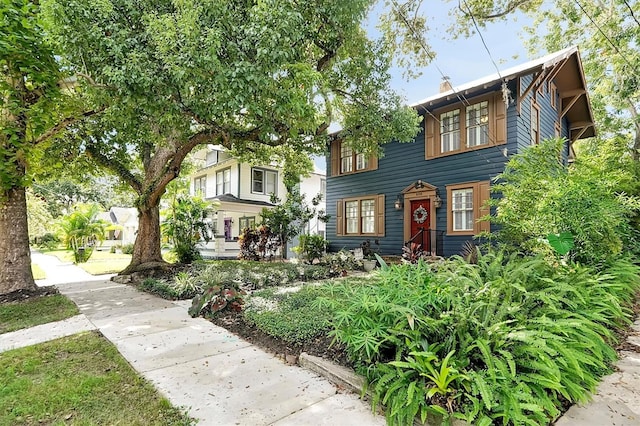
[212,310,353,368]
[0,286,59,305]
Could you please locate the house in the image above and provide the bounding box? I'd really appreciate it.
[189,146,326,258]
[326,47,594,257]
[97,207,139,249]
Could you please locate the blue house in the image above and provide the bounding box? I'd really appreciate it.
[325,47,595,257]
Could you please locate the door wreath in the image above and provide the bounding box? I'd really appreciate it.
[413,205,428,224]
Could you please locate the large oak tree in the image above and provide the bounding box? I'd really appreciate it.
[0,0,97,294]
[42,0,421,276]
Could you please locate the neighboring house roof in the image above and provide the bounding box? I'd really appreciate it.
[207,193,275,207]
[415,46,595,139]
[109,207,138,226]
[97,212,112,224]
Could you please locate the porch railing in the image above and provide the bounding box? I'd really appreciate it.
[406,228,444,256]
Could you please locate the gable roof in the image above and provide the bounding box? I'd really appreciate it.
[414,46,595,140]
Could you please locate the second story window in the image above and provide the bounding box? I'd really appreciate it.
[216,168,231,195]
[320,178,326,198]
[425,92,507,159]
[252,168,277,195]
[440,109,460,152]
[340,145,353,173]
[331,140,378,177]
[193,176,206,197]
[466,101,489,147]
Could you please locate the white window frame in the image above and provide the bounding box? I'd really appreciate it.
[440,109,461,153]
[451,188,474,232]
[216,168,231,195]
[251,168,277,195]
[345,198,376,235]
[193,176,206,197]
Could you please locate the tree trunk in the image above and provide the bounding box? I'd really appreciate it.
[119,201,168,276]
[0,185,37,294]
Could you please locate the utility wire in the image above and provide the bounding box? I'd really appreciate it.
[389,0,509,161]
[620,0,640,28]
[459,0,505,83]
[572,0,636,70]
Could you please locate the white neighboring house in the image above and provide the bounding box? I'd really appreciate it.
[189,146,326,259]
[97,207,139,249]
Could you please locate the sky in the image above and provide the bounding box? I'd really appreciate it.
[380,5,533,105]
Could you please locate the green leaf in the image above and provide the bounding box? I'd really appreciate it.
[547,232,575,256]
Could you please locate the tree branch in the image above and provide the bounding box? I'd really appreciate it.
[34,107,106,145]
[74,73,112,89]
[458,0,533,20]
[84,142,143,194]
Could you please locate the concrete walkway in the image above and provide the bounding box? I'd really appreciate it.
[11,252,384,426]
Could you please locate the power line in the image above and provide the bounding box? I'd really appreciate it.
[572,0,636,70]
[620,0,640,29]
[459,0,505,82]
[389,0,509,161]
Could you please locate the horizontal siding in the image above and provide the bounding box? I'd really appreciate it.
[327,84,518,257]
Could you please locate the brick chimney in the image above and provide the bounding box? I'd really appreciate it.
[439,77,452,93]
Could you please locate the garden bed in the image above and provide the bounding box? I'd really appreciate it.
[212,309,352,367]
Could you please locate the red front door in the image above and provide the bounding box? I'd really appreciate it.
[410,199,431,253]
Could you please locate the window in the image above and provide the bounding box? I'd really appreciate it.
[340,145,353,173]
[239,216,256,231]
[356,152,369,170]
[336,194,385,237]
[426,93,506,159]
[252,168,277,195]
[193,176,206,197]
[216,168,231,195]
[330,140,378,176]
[531,101,540,145]
[466,101,489,147]
[446,181,491,236]
[440,109,461,152]
[320,178,326,197]
[451,189,474,231]
[555,121,561,138]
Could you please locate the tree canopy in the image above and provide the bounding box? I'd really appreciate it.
[36,0,421,275]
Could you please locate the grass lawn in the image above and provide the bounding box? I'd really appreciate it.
[0,294,79,334]
[30,264,45,280]
[45,249,132,275]
[0,331,193,426]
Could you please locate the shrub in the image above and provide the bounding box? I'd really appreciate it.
[138,279,182,300]
[238,225,280,261]
[188,284,245,318]
[121,243,134,255]
[244,286,332,344]
[295,234,328,263]
[324,252,640,425]
[320,250,362,274]
[162,195,213,264]
[36,233,60,251]
[491,138,640,264]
